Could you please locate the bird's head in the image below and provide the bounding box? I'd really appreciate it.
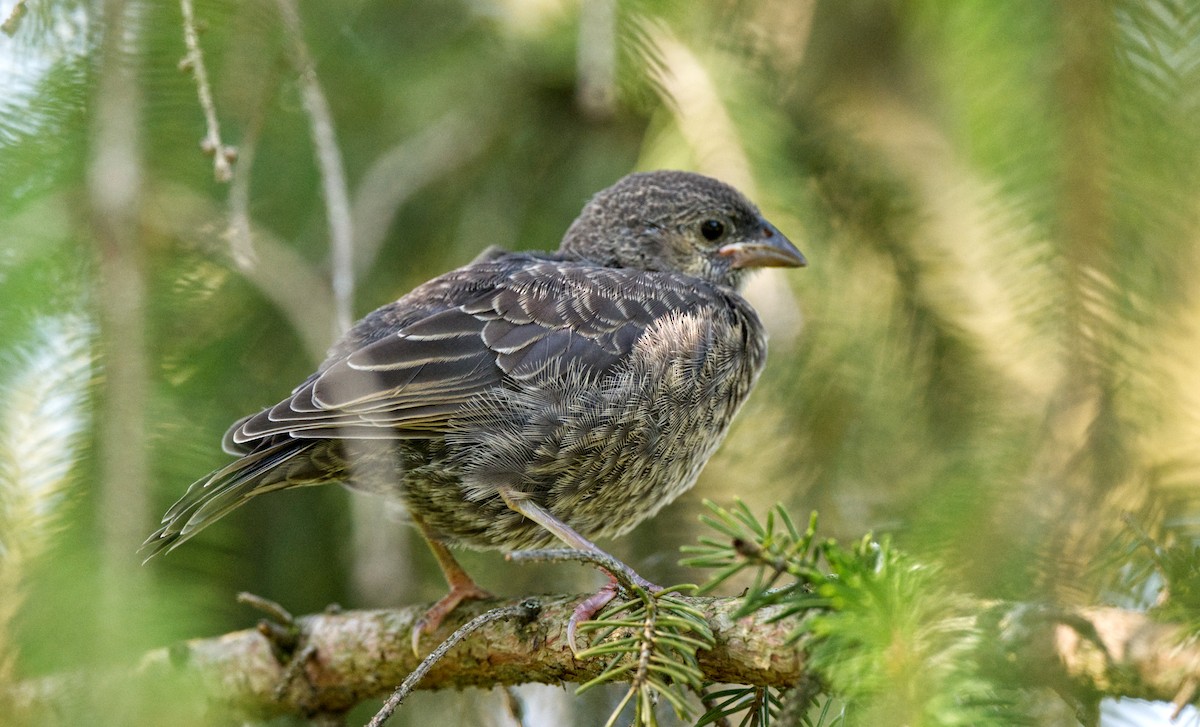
[559,170,806,289]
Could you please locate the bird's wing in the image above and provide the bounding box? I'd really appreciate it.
[227,260,713,446]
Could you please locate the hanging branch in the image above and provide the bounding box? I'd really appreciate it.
[179,0,236,182]
[275,0,355,336]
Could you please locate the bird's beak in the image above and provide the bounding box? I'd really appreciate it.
[718,220,807,269]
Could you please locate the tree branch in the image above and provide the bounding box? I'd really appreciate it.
[275,0,355,337]
[5,596,1198,721]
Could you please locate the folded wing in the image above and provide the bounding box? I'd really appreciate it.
[226,260,710,449]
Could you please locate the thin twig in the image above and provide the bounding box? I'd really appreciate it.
[275,643,317,701]
[506,548,658,592]
[143,183,334,361]
[350,114,490,277]
[226,99,261,268]
[179,0,235,182]
[368,599,541,727]
[275,0,355,336]
[236,591,297,625]
[629,593,658,717]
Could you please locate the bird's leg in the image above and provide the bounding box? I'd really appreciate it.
[497,486,661,651]
[410,512,493,653]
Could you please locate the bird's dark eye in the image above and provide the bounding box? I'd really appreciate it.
[700,219,726,241]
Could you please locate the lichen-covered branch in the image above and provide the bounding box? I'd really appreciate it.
[5,597,1198,722]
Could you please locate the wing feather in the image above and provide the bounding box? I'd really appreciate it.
[225,256,724,448]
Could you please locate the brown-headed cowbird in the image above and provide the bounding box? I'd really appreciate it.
[142,170,805,647]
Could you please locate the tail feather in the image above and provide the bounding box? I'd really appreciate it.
[140,440,319,561]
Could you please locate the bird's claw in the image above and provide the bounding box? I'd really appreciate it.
[567,580,619,654]
[411,583,494,655]
[566,572,664,654]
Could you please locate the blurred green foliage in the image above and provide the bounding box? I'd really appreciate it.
[3,0,1200,724]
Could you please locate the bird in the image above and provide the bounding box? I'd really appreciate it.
[142,170,806,650]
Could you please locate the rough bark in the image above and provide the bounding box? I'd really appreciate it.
[5,595,1198,722]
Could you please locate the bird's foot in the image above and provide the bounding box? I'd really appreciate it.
[566,571,663,654]
[504,545,666,653]
[411,581,494,655]
[567,578,618,654]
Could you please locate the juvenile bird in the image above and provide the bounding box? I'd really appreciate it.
[143,170,805,647]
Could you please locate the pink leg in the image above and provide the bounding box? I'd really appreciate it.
[497,487,662,652]
[411,514,493,653]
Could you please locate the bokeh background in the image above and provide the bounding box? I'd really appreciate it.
[3,0,1200,724]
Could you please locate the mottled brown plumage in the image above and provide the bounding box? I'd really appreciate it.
[143,170,804,643]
